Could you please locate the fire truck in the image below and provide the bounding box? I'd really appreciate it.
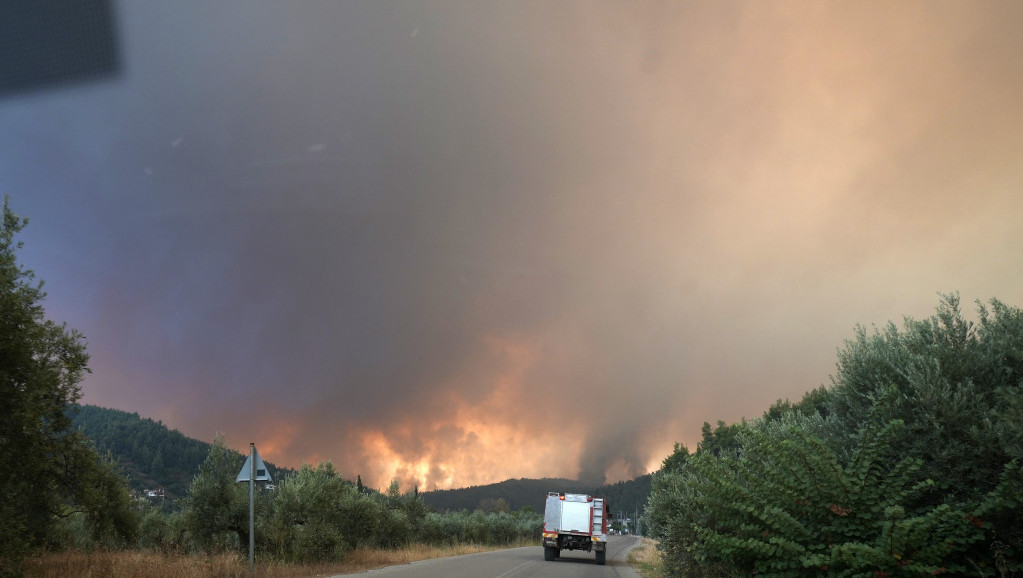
[542,492,609,565]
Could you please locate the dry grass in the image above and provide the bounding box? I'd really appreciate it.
[627,538,664,578]
[24,542,534,578]
[342,542,508,570]
[24,550,251,578]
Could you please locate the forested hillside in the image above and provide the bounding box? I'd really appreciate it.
[70,405,289,500]
[600,475,653,521]
[422,474,652,518]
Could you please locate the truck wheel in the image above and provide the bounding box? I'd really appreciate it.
[554,548,560,559]
[596,550,606,565]
[544,546,556,561]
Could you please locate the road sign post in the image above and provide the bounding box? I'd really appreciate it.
[248,444,254,573]
[237,443,271,573]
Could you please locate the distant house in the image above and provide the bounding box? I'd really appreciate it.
[144,488,165,500]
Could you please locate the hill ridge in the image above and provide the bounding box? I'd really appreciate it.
[72,404,652,515]
[70,404,290,500]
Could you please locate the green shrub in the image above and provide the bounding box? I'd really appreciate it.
[648,296,1023,577]
[266,462,357,561]
[650,418,1020,577]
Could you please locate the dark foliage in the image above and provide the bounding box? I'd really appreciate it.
[647,295,1023,577]
[0,199,135,575]
[421,474,652,522]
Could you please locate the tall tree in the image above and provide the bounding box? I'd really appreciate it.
[0,198,89,572]
[0,199,136,573]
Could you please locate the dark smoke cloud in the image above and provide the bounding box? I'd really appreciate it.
[3,1,1023,489]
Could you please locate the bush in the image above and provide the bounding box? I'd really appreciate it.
[647,296,1023,577]
[266,462,352,562]
[415,509,541,547]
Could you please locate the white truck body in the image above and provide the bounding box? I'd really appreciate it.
[542,492,609,565]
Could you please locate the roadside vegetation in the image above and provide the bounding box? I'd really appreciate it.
[24,441,543,575]
[629,538,666,578]
[646,295,1023,577]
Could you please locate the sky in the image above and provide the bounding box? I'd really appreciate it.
[2,1,1022,491]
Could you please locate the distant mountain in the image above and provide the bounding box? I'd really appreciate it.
[421,474,652,517]
[70,404,289,501]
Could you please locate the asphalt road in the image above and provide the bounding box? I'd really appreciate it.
[331,535,643,578]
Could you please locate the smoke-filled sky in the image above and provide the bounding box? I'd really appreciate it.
[3,1,1023,490]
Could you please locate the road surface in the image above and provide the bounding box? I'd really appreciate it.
[331,535,643,578]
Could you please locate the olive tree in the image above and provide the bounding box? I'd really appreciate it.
[180,435,249,552]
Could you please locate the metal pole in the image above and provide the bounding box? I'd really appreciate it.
[249,442,255,573]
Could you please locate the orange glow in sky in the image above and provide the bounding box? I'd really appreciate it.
[9,1,1021,491]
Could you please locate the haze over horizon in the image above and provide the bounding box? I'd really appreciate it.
[3,1,1023,491]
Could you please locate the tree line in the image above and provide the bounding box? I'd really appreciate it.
[421,474,651,519]
[130,437,543,563]
[645,295,1023,577]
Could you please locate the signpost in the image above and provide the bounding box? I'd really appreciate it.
[237,443,271,573]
